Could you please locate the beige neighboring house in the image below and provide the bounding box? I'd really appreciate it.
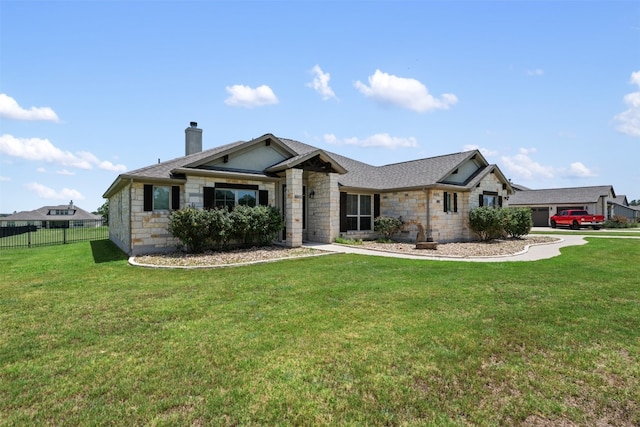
[103,123,513,255]
[0,201,103,228]
[508,185,638,226]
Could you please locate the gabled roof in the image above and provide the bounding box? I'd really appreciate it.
[2,204,101,221]
[508,185,615,205]
[104,133,509,197]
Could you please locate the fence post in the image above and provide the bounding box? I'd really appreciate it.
[28,229,31,248]
[64,228,67,244]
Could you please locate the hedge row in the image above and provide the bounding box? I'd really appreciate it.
[468,207,532,241]
[168,205,283,253]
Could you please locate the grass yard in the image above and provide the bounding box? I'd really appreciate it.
[1,238,639,426]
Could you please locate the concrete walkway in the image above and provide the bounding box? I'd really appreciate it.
[303,233,638,262]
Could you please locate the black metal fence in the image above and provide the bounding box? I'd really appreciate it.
[0,220,108,249]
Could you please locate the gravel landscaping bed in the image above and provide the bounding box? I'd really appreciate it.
[132,236,560,268]
[359,235,559,258]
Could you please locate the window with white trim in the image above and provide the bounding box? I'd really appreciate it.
[346,194,372,231]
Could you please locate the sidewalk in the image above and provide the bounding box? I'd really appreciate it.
[303,234,593,263]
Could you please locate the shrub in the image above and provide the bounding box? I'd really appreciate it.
[168,206,211,253]
[469,207,505,241]
[502,207,532,238]
[374,216,404,239]
[335,237,363,245]
[230,205,283,247]
[604,215,631,229]
[169,205,283,253]
[469,207,533,241]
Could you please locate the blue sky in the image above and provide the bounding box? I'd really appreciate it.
[1,0,639,214]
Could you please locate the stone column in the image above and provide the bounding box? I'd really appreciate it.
[285,168,303,247]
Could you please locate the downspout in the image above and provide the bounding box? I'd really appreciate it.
[424,188,432,242]
[128,178,133,255]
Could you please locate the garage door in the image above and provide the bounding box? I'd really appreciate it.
[531,207,550,227]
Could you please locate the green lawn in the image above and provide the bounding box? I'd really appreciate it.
[1,238,639,426]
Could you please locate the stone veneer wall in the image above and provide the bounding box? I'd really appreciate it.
[305,172,339,243]
[428,189,470,243]
[379,190,428,242]
[376,173,510,243]
[129,182,181,255]
[127,177,277,255]
[285,169,303,247]
[108,183,131,254]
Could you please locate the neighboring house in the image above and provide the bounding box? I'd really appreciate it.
[103,123,513,256]
[608,195,639,222]
[507,185,619,227]
[0,201,103,228]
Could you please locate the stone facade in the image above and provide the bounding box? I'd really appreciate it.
[107,182,131,254]
[285,169,303,247]
[305,172,340,244]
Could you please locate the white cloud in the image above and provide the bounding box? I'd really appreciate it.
[564,162,596,178]
[0,93,60,122]
[613,70,640,137]
[462,144,498,157]
[0,175,10,182]
[307,65,337,100]
[354,69,457,112]
[324,133,418,149]
[37,167,47,173]
[0,134,126,171]
[500,148,554,180]
[25,182,84,201]
[526,68,544,76]
[56,169,75,176]
[224,84,279,108]
[98,160,127,172]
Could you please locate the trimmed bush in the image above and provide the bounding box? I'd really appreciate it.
[168,206,213,253]
[469,207,504,241]
[169,205,283,253]
[374,216,404,240]
[502,207,532,238]
[469,207,533,241]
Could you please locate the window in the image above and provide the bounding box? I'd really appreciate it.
[346,194,372,231]
[479,191,502,208]
[204,184,264,210]
[214,188,256,209]
[443,192,458,213]
[153,186,170,210]
[143,184,180,211]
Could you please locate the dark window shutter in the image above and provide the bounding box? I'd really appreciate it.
[171,186,180,210]
[203,186,215,209]
[444,192,449,212]
[453,193,458,212]
[259,190,268,206]
[143,184,153,212]
[374,194,380,218]
[479,194,484,207]
[498,196,503,207]
[339,192,347,232]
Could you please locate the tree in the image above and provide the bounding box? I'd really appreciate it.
[97,200,109,225]
[630,199,639,206]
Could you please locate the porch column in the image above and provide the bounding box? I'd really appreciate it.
[285,168,303,247]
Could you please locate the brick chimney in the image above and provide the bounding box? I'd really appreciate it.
[185,121,202,155]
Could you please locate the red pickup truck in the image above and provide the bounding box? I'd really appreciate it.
[549,210,605,230]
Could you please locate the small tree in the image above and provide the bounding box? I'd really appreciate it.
[374,216,404,240]
[96,200,109,225]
